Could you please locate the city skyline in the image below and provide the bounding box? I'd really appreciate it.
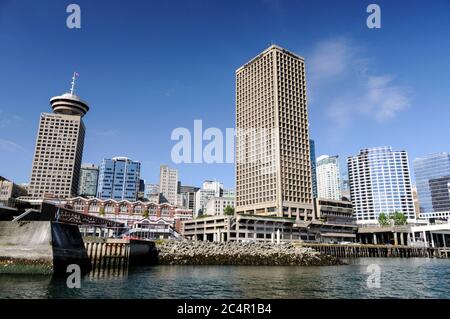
[1,0,450,189]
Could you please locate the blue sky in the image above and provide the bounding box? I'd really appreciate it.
[0,0,449,188]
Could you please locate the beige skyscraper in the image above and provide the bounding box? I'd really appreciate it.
[28,74,89,199]
[159,164,179,206]
[235,45,313,218]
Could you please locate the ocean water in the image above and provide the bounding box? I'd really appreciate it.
[1,258,449,299]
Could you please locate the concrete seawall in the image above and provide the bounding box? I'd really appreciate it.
[0,221,91,275]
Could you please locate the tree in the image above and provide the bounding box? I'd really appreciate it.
[99,207,105,216]
[378,213,390,226]
[224,206,234,216]
[142,209,149,219]
[391,212,407,225]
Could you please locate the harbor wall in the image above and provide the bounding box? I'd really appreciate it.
[0,221,91,274]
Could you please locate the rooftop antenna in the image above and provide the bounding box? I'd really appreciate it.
[70,72,79,95]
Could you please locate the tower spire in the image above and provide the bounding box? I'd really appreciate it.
[70,72,79,95]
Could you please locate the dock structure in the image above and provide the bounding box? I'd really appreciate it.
[84,238,158,277]
[357,224,450,249]
[298,243,448,258]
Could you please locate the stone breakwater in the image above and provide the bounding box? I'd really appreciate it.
[156,240,343,266]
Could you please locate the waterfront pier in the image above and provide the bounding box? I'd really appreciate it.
[299,243,448,258]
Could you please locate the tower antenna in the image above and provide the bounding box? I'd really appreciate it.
[70,72,79,95]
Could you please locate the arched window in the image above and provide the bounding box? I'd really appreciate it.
[105,204,114,213]
[74,201,84,212]
[120,205,128,214]
[134,205,143,214]
[149,206,157,215]
[89,202,99,213]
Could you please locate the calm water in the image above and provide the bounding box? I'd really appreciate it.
[1,258,450,298]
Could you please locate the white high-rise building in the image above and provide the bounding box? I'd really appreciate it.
[202,180,223,197]
[348,146,415,224]
[159,165,178,205]
[205,196,235,216]
[316,155,341,201]
[195,188,216,217]
[29,75,89,199]
[235,45,313,218]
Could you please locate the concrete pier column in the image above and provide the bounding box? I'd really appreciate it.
[411,231,416,243]
[431,232,435,248]
[271,232,274,243]
[423,231,428,247]
[394,232,398,246]
[443,234,447,248]
[400,233,405,246]
[373,234,378,245]
[203,234,207,242]
[276,229,280,245]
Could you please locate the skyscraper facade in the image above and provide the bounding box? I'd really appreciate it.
[310,139,318,198]
[348,146,415,224]
[202,180,223,197]
[316,155,341,201]
[179,185,200,211]
[159,165,178,205]
[97,157,141,201]
[235,45,313,218]
[77,163,99,197]
[29,82,89,199]
[413,153,450,216]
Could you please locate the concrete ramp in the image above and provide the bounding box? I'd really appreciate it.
[0,221,53,274]
[0,221,91,275]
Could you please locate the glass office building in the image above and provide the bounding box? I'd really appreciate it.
[348,146,415,224]
[97,157,141,201]
[413,153,450,216]
[77,164,99,197]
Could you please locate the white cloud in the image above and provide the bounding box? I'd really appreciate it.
[0,139,26,152]
[364,75,410,121]
[309,37,355,82]
[94,130,117,137]
[0,109,23,128]
[308,37,411,129]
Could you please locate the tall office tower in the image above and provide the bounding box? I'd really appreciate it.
[413,153,450,216]
[97,157,141,201]
[77,163,99,197]
[28,75,89,199]
[348,147,415,224]
[159,165,178,205]
[202,180,223,197]
[316,155,341,201]
[235,45,313,218]
[310,139,318,198]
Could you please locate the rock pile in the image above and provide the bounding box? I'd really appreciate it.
[156,240,343,266]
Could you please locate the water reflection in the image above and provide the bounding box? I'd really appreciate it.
[1,258,450,299]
